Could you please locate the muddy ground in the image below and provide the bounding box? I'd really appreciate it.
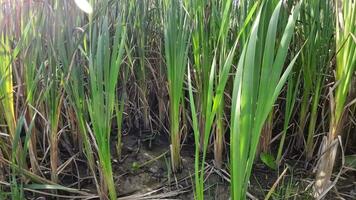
[21,130,356,200]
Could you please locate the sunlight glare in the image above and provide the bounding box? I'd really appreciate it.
[74,0,93,14]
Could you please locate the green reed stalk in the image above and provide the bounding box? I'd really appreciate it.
[188,47,237,200]
[298,1,334,156]
[134,0,150,130]
[315,0,355,195]
[0,18,16,150]
[11,116,26,199]
[189,0,214,153]
[189,0,242,168]
[276,71,301,164]
[115,46,129,158]
[163,0,190,172]
[54,1,102,194]
[115,93,126,159]
[10,111,36,199]
[87,3,126,198]
[46,49,63,184]
[214,0,235,169]
[188,47,237,199]
[42,1,74,183]
[20,4,47,174]
[188,3,258,199]
[298,0,334,159]
[0,0,27,166]
[65,58,100,194]
[230,1,301,199]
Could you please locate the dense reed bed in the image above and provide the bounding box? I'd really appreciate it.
[0,0,355,199]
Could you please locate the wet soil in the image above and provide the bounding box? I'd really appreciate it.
[21,129,356,199]
[111,131,231,199]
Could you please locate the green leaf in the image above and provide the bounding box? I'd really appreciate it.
[132,162,140,171]
[260,153,277,170]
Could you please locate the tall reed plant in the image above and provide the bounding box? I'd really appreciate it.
[133,0,150,130]
[298,0,334,159]
[87,2,126,198]
[41,1,72,183]
[56,0,101,193]
[0,1,27,168]
[189,0,215,154]
[21,10,45,174]
[163,0,190,172]
[315,0,355,196]
[230,1,301,199]
[0,11,16,152]
[188,2,258,199]
[189,0,253,169]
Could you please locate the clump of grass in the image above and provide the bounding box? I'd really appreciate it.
[229,1,301,199]
[269,169,312,200]
[0,0,28,169]
[0,0,355,199]
[298,0,334,159]
[86,2,126,198]
[188,2,258,199]
[21,13,44,174]
[315,0,356,196]
[45,38,64,184]
[133,0,150,130]
[163,0,190,172]
[58,1,100,193]
[0,12,17,151]
[189,0,215,154]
